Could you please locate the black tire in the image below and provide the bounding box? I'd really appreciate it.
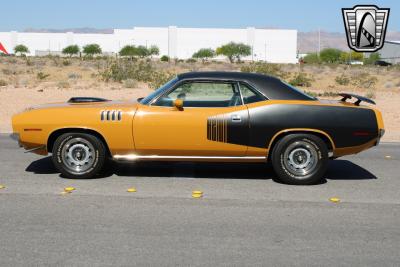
[271,134,328,185]
[52,132,106,179]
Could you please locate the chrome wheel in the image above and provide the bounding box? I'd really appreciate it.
[61,137,95,174]
[283,141,318,178]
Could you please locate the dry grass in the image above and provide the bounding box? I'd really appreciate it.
[1,56,399,141]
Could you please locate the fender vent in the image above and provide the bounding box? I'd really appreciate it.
[101,110,122,121]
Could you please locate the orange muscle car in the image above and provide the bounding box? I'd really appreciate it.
[11,72,384,184]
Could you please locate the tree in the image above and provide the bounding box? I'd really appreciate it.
[136,45,149,58]
[192,48,215,62]
[363,52,380,65]
[82,44,102,56]
[340,51,364,63]
[216,42,251,63]
[303,53,320,64]
[319,48,342,63]
[160,55,169,62]
[119,45,137,58]
[14,44,29,56]
[148,45,159,57]
[62,45,80,57]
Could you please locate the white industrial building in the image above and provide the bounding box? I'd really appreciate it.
[0,26,297,63]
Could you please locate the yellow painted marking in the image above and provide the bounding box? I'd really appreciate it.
[0,185,5,189]
[385,155,391,159]
[192,190,203,198]
[329,197,340,203]
[127,187,137,193]
[64,187,75,192]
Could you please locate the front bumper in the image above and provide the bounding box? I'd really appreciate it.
[9,133,22,147]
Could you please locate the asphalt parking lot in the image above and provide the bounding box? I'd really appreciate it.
[1,134,400,266]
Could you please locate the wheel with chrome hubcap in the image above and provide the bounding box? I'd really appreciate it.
[271,134,328,185]
[52,133,106,179]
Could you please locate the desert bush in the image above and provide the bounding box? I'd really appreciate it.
[289,73,313,87]
[186,58,197,63]
[335,74,350,85]
[160,55,169,62]
[2,69,13,75]
[57,80,70,89]
[0,79,7,86]
[68,72,82,79]
[365,89,376,99]
[123,78,138,88]
[240,62,288,79]
[99,59,175,89]
[37,72,50,80]
[351,72,377,89]
[25,58,33,66]
[63,59,71,66]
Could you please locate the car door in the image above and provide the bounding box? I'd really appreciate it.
[132,80,249,157]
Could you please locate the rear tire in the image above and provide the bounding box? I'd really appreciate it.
[52,133,106,179]
[271,134,328,185]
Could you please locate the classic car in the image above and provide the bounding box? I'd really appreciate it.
[11,72,384,185]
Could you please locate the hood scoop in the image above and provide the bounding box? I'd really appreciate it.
[68,97,110,103]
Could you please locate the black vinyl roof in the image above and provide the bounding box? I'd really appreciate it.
[177,71,314,100]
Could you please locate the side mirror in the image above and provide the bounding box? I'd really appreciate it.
[173,99,184,110]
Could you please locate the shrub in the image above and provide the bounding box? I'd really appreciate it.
[37,72,50,80]
[57,80,70,89]
[62,59,71,66]
[289,73,313,87]
[351,73,377,89]
[335,74,350,85]
[160,55,169,62]
[0,79,7,86]
[99,59,175,89]
[186,58,197,63]
[123,78,138,88]
[68,72,81,79]
[365,89,376,99]
[240,62,288,79]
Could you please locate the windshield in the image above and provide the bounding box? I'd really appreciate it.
[140,77,178,104]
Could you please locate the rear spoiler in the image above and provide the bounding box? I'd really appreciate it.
[339,93,376,106]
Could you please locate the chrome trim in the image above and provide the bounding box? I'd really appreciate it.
[113,154,266,161]
[24,145,46,153]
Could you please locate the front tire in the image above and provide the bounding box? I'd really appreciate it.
[271,134,328,185]
[52,133,106,179]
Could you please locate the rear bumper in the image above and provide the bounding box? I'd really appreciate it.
[376,129,385,146]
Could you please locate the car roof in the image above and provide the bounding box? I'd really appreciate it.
[177,71,314,100]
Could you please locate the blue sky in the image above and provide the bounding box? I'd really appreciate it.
[2,0,399,32]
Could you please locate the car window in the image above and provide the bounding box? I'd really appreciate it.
[152,81,242,107]
[239,83,266,104]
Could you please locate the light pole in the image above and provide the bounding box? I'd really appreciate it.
[264,42,267,62]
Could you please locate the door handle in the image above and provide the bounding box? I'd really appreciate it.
[231,114,241,122]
